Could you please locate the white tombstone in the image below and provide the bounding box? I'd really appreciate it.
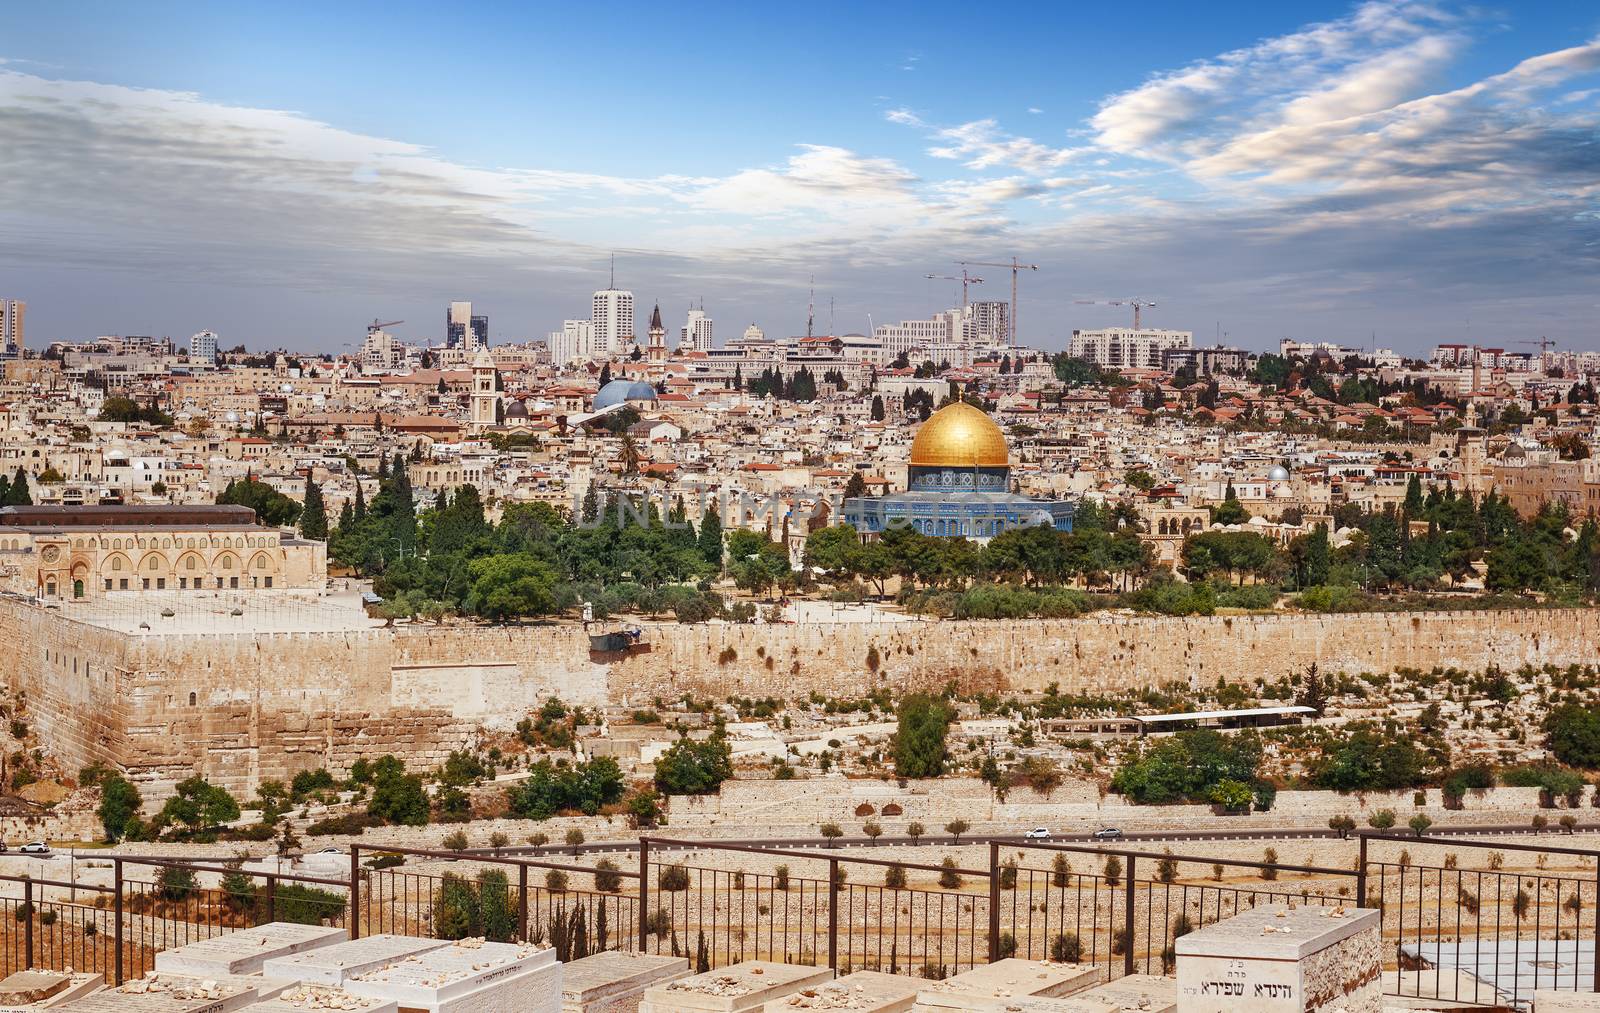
[639,960,833,1013]
[237,985,400,1012]
[341,938,559,1013]
[761,970,923,1012]
[0,970,104,1010]
[913,960,1101,1009]
[1176,905,1381,1013]
[153,922,348,978]
[261,934,449,986]
[560,952,690,1012]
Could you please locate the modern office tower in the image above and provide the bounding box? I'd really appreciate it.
[0,300,23,357]
[682,307,713,351]
[190,329,219,365]
[592,287,634,356]
[446,302,489,351]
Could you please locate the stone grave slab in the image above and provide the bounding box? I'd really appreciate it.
[912,960,1100,1009]
[938,974,1178,1013]
[1535,994,1600,1013]
[762,970,923,1012]
[0,970,104,1010]
[560,952,690,1013]
[263,935,450,987]
[155,923,349,978]
[55,974,262,1013]
[341,938,559,1013]
[1176,904,1381,1013]
[639,961,833,1013]
[238,984,400,1013]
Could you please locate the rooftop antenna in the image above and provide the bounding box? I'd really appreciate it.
[609,254,615,289]
[830,297,835,337]
[807,276,815,340]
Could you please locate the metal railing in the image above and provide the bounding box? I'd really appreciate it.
[0,830,1588,1003]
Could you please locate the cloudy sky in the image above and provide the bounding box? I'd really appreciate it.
[2,0,1598,354]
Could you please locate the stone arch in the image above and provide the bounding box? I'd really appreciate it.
[178,552,204,572]
[141,552,169,574]
[215,552,239,572]
[104,552,131,573]
[248,551,276,573]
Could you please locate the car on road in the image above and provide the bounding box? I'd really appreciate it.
[1024,827,1051,840]
[19,842,49,854]
[1092,827,1123,840]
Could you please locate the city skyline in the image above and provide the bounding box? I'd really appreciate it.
[2,0,1599,353]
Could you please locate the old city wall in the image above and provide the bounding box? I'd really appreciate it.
[2,602,1597,801]
[604,609,1600,700]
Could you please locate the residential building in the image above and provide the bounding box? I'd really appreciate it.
[681,308,713,351]
[592,288,635,357]
[0,299,22,358]
[1071,328,1193,369]
[548,319,595,365]
[189,329,219,366]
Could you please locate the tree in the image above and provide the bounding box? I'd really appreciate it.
[97,774,143,841]
[300,477,328,540]
[1546,705,1600,769]
[217,476,301,527]
[1296,663,1329,717]
[464,553,559,621]
[906,821,925,844]
[870,396,885,421]
[819,822,843,846]
[1367,808,1397,830]
[893,695,953,778]
[696,506,724,567]
[368,765,430,826]
[1409,813,1434,837]
[654,736,733,795]
[1328,815,1357,839]
[944,819,970,843]
[4,467,30,506]
[156,777,241,837]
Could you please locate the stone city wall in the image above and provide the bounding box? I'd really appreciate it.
[3,600,1597,800]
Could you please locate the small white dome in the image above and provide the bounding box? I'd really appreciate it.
[1268,465,1291,481]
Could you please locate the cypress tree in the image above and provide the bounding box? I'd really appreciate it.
[300,477,328,540]
[353,480,367,522]
[7,467,32,505]
[697,504,723,567]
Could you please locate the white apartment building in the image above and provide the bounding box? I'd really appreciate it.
[0,300,23,357]
[1070,328,1193,369]
[875,309,964,362]
[361,327,405,372]
[681,308,713,351]
[592,288,634,356]
[190,329,218,366]
[969,301,1009,345]
[548,319,595,366]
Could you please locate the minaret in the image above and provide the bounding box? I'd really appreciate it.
[647,303,666,363]
[470,347,499,432]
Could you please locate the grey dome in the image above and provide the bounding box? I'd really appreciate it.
[505,398,529,419]
[593,379,658,410]
[1268,465,1291,481]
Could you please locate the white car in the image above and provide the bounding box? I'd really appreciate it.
[19,842,49,854]
[1092,827,1123,840]
[1024,827,1051,840]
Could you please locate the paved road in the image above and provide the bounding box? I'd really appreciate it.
[462,821,1600,860]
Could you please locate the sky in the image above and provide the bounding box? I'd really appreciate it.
[2,0,1598,355]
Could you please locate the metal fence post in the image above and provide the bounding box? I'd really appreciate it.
[517,864,529,943]
[113,859,124,985]
[1356,835,1368,908]
[987,841,1001,963]
[264,875,277,924]
[637,838,650,951]
[23,877,33,970]
[1123,855,1136,978]
[827,858,839,972]
[348,846,360,939]
[1593,857,1599,993]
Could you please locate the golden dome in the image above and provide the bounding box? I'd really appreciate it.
[909,401,1009,469]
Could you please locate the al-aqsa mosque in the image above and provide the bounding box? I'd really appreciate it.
[843,401,1075,539]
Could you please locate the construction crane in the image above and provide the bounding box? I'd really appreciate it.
[925,270,984,310]
[958,258,1038,344]
[1074,299,1157,330]
[367,319,403,334]
[1516,337,1557,356]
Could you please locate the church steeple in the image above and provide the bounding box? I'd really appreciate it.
[647,302,666,363]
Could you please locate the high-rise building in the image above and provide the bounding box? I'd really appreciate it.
[0,300,24,358]
[969,301,1009,346]
[592,287,634,356]
[190,329,219,365]
[681,307,713,351]
[1069,328,1193,369]
[548,319,595,365]
[446,302,489,351]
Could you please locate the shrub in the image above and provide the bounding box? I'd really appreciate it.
[1367,809,1396,830]
[441,830,469,851]
[944,820,970,842]
[545,870,569,893]
[594,859,622,892]
[1051,854,1071,888]
[1408,814,1433,837]
[1103,856,1122,887]
[885,864,908,889]
[1050,931,1082,963]
[999,859,1018,890]
[938,857,961,889]
[1261,848,1279,881]
[775,865,790,891]
[1157,850,1178,884]
[659,864,690,892]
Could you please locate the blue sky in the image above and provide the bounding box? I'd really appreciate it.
[2,1,1598,353]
